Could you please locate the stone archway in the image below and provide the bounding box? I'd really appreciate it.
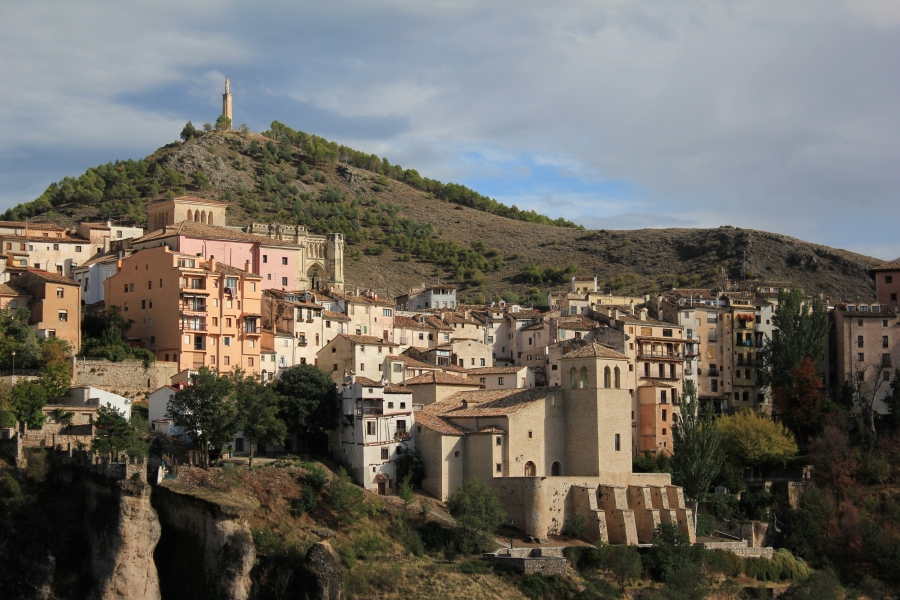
[307,264,322,290]
[524,461,536,477]
[551,461,561,476]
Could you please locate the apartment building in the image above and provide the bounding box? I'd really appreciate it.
[873,260,900,314]
[393,314,453,352]
[0,270,81,353]
[327,289,395,341]
[467,365,534,390]
[261,289,349,369]
[827,303,899,415]
[318,334,400,384]
[593,306,686,456]
[395,285,456,311]
[332,376,415,495]
[104,246,262,374]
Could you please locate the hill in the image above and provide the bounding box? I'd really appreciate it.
[4,127,880,302]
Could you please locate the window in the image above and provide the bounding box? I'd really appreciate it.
[614,366,621,388]
[887,275,894,284]
[579,367,588,388]
[570,367,577,388]
[47,330,56,337]
[333,364,338,371]
[528,430,533,439]
[224,337,232,346]
[884,336,890,348]
[360,363,365,371]
[281,257,288,265]
[662,428,667,435]
[885,320,890,328]
[130,283,134,292]
[498,377,504,385]
[883,354,893,368]
[603,366,611,388]
[124,302,129,312]
[56,287,64,298]
[224,356,230,365]
[661,390,667,403]
[480,377,486,384]
[382,308,392,317]
[58,310,67,322]
[662,409,667,422]
[487,336,494,343]
[248,357,254,367]
[614,433,621,451]
[262,255,268,263]
[225,277,238,288]
[858,336,864,348]
[367,422,376,436]
[281,277,288,286]
[75,245,82,252]
[496,464,502,473]
[662,329,673,337]
[53,243,59,250]
[381,447,389,460]
[496,436,502,446]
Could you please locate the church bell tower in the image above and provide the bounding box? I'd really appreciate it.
[222,77,233,129]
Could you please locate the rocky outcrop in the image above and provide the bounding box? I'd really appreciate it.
[84,476,161,600]
[152,486,256,600]
[297,542,342,600]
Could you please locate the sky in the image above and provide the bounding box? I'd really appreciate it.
[1,1,899,259]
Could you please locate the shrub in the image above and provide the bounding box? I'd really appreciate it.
[397,475,414,507]
[745,557,780,581]
[646,523,693,581]
[518,574,577,599]
[696,514,715,537]
[447,478,507,552]
[303,463,328,491]
[443,540,458,562]
[345,562,402,595]
[327,467,364,523]
[563,514,587,539]
[457,559,492,575]
[395,521,424,556]
[715,550,745,577]
[291,485,318,515]
[0,472,23,501]
[312,171,326,183]
[771,549,813,581]
[353,530,389,558]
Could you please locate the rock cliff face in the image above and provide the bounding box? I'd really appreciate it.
[152,486,256,600]
[298,542,343,600]
[83,476,161,600]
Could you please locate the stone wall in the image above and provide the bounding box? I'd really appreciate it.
[483,548,568,575]
[72,358,180,399]
[701,541,775,559]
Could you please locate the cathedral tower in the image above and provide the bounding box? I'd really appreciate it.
[222,77,233,129]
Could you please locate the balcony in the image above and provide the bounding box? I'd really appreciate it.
[709,369,719,378]
[356,407,384,416]
[181,281,206,291]
[181,322,208,331]
[708,333,718,342]
[639,350,685,360]
[243,326,262,336]
[181,303,207,313]
[394,430,411,441]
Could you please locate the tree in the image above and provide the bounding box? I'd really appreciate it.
[670,380,725,533]
[275,365,338,441]
[180,121,197,141]
[92,405,148,456]
[773,357,823,442]
[40,337,72,397]
[717,410,798,477]
[395,448,426,487]
[11,380,48,428]
[646,523,693,581]
[759,288,828,418]
[234,374,286,468]
[884,369,900,429]
[202,123,212,133]
[595,542,643,595]
[215,115,232,131]
[81,306,155,365]
[447,477,507,552]
[849,362,890,435]
[166,367,238,468]
[808,425,857,500]
[192,171,211,189]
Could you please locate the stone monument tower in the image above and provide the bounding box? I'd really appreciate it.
[222,77,233,129]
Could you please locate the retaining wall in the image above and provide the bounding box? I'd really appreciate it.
[71,358,179,399]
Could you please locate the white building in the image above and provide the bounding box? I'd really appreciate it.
[332,376,416,495]
[60,386,133,421]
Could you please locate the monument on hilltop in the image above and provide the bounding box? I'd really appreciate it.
[222,77,233,130]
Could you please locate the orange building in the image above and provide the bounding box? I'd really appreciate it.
[104,246,262,374]
[0,270,82,353]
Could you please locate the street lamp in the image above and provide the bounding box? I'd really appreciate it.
[11,350,15,379]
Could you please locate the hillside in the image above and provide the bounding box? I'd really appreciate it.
[5,128,880,302]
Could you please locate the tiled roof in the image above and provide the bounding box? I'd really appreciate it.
[639,381,676,388]
[354,376,384,387]
[322,310,351,322]
[386,355,441,370]
[836,304,896,318]
[403,372,483,386]
[134,220,299,248]
[384,384,412,395]
[19,270,80,285]
[560,343,628,360]
[147,195,227,207]
[0,221,66,230]
[466,366,525,375]
[77,252,122,268]
[337,334,399,346]
[426,388,556,418]
[415,412,468,435]
[202,260,262,279]
[81,223,111,230]
[557,316,600,331]
[0,283,27,296]
[573,276,595,281]
[873,260,900,272]
[472,425,506,434]
[327,289,395,307]
[522,323,545,331]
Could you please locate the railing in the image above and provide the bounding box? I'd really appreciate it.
[356,407,383,416]
[181,322,208,331]
[709,369,719,377]
[181,303,207,313]
[394,430,411,440]
[181,282,206,290]
[708,333,718,342]
[639,351,684,359]
[243,326,261,334]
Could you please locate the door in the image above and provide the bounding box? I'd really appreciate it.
[377,482,386,495]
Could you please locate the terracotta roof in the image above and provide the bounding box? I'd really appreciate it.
[327,289,395,307]
[0,283,27,296]
[384,384,412,394]
[837,304,896,318]
[337,334,399,346]
[639,381,676,388]
[386,355,441,370]
[394,315,453,331]
[415,412,468,435]
[873,260,900,272]
[557,316,600,331]
[560,343,628,360]
[200,260,262,279]
[0,221,66,230]
[76,252,122,268]
[147,195,227,207]
[466,366,526,375]
[507,309,543,319]
[323,310,350,322]
[18,270,80,285]
[426,388,557,418]
[522,323,545,331]
[403,372,483,387]
[354,376,384,387]
[81,223,111,230]
[134,220,299,248]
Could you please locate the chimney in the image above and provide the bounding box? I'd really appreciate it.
[210,257,217,273]
[639,308,649,320]
[244,260,251,274]
[630,300,635,315]
[116,259,122,273]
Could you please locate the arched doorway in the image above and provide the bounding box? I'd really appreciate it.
[551,461,561,476]
[524,461,536,477]
[307,264,322,290]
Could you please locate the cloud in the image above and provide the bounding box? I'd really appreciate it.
[0,1,898,258]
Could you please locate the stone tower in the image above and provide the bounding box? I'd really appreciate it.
[222,77,233,129]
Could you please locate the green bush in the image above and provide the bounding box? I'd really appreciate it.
[312,171,326,183]
[327,468,364,523]
[696,514,715,537]
[457,559,492,575]
[303,463,328,491]
[395,520,425,556]
[745,557,780,581]
[715,550,745,577]
[563,514,587,539]
[0,472,23,501]
[291,486,318,516]
[518,574,577,599]
[771,549,813,581]
[352,530,390,558]
[345,562,402,595]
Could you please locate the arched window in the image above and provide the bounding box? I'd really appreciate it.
[570,368,578,389]
[194,210,200,222]
[524,461,536,477]
[603,366,611,388]
[551,462,561,476]
[580,367,588,388]
[201,210,207,224]
[207,213,214,226]
[186,209,193,222]
[614,366,621,388]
